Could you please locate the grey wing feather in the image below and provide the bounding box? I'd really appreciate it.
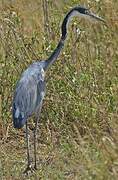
[14,77,45,118]
[13,62,46,128]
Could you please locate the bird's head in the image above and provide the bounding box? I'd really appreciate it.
[61,5,105,40]
[74,6,105,23]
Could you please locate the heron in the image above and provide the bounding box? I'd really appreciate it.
[12,5,105,173]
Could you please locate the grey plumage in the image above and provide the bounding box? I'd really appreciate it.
[12,5,105,173]
[13,61,45,128]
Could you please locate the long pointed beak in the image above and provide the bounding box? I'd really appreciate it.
[86,11,105,23]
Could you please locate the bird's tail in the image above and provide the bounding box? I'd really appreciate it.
[12,104,27,129]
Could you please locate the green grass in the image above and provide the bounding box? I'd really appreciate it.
[0,0,118,179]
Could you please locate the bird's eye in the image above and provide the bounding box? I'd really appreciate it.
[85,9,89,14]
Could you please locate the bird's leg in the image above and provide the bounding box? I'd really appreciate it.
[34,114,39,170]
[34,105,42,170]
[26,121,31,168]
[23,121,32,174]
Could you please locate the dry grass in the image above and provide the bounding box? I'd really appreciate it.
[0,0,118,179]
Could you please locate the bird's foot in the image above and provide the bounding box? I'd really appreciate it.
[34,164,38,170]
[23,164,35,175]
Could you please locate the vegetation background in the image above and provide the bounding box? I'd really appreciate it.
[0,0,118,179]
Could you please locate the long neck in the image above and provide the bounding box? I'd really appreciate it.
[44,8,78,71]
[61,8,78,40]
[44,39,64,71]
